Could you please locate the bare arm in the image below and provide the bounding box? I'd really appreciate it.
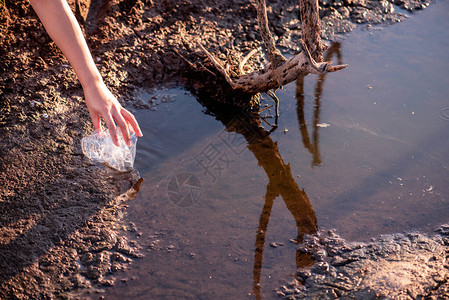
[29,0,142,146]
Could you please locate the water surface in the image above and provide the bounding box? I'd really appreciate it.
[107,2,449,298]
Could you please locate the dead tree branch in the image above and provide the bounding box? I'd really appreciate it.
[200,40,345,93]
[198,0,347,115]
[300,0,325,62]
[256,0,286,68]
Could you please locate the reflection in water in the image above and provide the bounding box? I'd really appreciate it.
[202,110,317,299]
[247,131,318,299]
[195,42,343,299]
[296,43,343,167]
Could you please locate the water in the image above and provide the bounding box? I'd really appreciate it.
[106,2,449,298]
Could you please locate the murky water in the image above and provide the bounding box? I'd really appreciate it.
[106,2,449,298]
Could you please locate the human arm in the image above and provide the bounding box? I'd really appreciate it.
[29,0,142,146]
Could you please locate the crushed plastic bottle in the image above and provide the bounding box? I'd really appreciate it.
[81,129,137,172]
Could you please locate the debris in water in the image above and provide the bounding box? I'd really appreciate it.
[424,185,434,193]
[81,129,137,172]
[270,242,284,248]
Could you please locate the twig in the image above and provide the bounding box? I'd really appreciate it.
[239,47,261,75]
[255,0,286,67]
[258,104,273,113]
[198,43,236,88]
[173,49,216,76]
[267,90,279,117]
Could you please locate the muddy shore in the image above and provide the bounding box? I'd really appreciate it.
[1,0,446,298]
[277,227,449,298]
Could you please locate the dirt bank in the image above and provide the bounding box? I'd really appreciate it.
[278,227,449,298]
[0,0,440,298]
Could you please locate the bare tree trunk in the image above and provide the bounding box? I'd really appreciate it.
[300,0,324,62]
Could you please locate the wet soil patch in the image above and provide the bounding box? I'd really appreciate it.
[278,227,449,299]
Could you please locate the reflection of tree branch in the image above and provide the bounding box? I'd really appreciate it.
[253,186,276,299]
[190,42,343,299]
[247,136,318,240]
[199,108,317,300]
[248,134,318,299]
[296,42,343,167]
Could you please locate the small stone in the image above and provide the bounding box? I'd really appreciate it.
[99,278,114,287]
[436,225,449,235]
[314,249,327,261]
[331,255,349,266]
[148,239,160,249]
[111,252,131,263]
[311,261,330,274]
[296,269,311,279]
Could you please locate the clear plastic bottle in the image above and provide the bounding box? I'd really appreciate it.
[81,129,137,172]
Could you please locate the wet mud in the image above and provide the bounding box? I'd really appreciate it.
[278,227,449,299]
[0,0,445,298]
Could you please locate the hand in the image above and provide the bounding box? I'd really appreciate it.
[83,79,143,146]
[29,0,143,146]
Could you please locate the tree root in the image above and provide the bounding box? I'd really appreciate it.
[199,40,347,94]
[194,0,347,123]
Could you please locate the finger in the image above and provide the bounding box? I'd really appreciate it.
[112,109,131,147]
[90,113,102,132]
[104,113,120,146]
[121,108,143,137]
